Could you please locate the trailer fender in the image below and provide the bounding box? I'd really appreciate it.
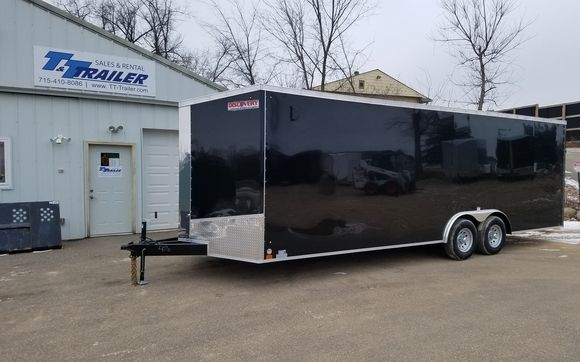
[443,209,511,243]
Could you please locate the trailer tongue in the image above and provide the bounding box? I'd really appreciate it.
[121,222,206,285]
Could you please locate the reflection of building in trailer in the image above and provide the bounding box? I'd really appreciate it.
[321,152,362,185]
[122,85,566,284]
[496,135,535,177]
[441,139,488,179]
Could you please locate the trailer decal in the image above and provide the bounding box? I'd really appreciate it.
[227,99,259,111]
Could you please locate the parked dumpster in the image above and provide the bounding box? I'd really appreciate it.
[0,201,62,253]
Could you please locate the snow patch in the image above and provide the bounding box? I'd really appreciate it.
[511,222,580,245]
[564,221,580,230]
[565,176,579,189]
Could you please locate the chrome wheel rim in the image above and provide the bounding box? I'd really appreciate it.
[488,225,503,248]
[457,228,473,253]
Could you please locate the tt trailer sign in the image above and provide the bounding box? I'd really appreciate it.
[33,46,156,97]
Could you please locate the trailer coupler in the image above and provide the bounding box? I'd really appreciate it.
[121,222,207,285]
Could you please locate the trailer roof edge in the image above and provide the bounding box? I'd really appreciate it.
[179,85,567,126]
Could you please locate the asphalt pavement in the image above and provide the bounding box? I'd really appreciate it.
[1,232,580,361]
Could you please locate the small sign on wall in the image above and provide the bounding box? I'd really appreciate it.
[98,152,122,177]
[227,99,259,111]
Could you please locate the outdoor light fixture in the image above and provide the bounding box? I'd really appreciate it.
[108,125,124,133]
[49,134,71,144]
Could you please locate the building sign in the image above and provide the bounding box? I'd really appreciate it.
[34,46,156,97]
[227,99,259,111]
[98,152,122,177]
[98,165,123,177]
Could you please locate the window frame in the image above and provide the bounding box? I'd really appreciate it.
[358,79,365,90]
[0,137,13,189]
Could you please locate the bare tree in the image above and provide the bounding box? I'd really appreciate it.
[54,0,222,82]
[55,0,182,58]
[263,0,372,90]
[306,0,372,90]
[56,0,92,20]
[92,0,116,33]
[262,0,318,89]
[119,1,150,43]
[436,0,528,110]
[204,0,274,86]
[416,68,452,106]
[91,0,150,43]
[140,0,184,59]
[328,35,369,93]
[179,46,234,84]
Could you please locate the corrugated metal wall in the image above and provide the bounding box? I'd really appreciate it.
[0,92,179,239]
[0,0,220,239]
[1,0,217,102]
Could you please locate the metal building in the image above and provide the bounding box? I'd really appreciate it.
[0,0,223,240]
[501,102,580,141]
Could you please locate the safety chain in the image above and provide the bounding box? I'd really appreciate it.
[130,255,138,286]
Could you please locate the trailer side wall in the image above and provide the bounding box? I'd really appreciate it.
[265,92,564,258]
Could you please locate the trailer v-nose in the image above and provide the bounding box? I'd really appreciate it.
[122,85,565,283]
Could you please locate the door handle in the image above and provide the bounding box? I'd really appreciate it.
[90,195,94,199]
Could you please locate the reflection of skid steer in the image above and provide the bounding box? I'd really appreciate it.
[353,160,411,196]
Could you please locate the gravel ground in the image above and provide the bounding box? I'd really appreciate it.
[1,232,580,361]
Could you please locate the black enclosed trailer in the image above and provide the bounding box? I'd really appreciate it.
[123,85,565,281]
[178,85,565,261]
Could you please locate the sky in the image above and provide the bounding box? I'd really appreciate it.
[176,0,580,110]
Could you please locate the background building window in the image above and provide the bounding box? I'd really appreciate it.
[359,80,365,89]
[0,137,12,189]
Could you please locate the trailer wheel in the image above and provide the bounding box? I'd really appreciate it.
[445,218,477,260]
[477,216,506,255]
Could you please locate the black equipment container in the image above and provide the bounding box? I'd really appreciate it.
[0,201,62,253]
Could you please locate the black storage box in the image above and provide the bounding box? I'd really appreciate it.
[0,201,62,253]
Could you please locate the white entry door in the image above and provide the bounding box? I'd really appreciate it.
[142,129,179,230]
[88,145,133,236]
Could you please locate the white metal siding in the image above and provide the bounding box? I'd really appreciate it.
[0,92,178,239]
[142,129,179,231]
[0,0,221,240]
[0,0,217,102]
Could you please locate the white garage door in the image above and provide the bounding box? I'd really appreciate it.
[142,129,179,230]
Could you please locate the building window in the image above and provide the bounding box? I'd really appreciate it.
[358,80,365,89]
[0,137,12,189]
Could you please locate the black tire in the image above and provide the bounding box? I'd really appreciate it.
[444,218,477,260]
[477,216,506,255]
